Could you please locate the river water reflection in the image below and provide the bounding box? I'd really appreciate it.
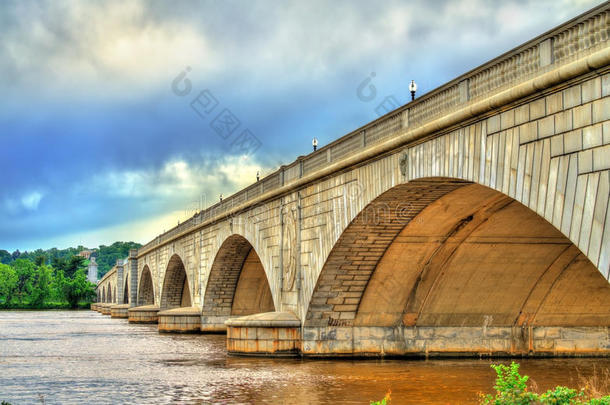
[1,311,609,404]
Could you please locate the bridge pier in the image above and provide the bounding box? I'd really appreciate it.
[128,305,160,323]
[200,314,228,333]
[300,325,610,358]
[99,303,113,315]
[226,312,301,356]
[110,304,130,318]
[158,307,201,333]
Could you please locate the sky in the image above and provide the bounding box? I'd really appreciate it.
[0,0,603,252]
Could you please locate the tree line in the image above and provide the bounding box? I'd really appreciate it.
[0,241,141,278]
[0,255,95,309]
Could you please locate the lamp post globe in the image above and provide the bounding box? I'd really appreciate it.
[409,80,418,101]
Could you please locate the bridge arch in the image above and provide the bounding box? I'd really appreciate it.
[101,285,106,303]
[160,254,192,309]
[137,265,155,306]
[304,177,610,354]
[123,276,129,304]
[201,234,275,330]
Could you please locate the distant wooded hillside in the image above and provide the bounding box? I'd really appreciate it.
[0,241,142,277]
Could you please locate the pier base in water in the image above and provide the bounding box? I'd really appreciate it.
[226,312,301,357]
[128,305,160,324]
[158,307,201,333]
[110,304,130,318]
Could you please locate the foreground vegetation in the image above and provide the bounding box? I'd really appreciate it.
[369,362,609,404]
[0,256,96,309]
[480,362,610,404]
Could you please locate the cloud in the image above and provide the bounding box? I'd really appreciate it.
[0,0,602,251]
[21,192,43,211]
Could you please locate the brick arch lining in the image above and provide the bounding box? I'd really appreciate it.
[160,254,191,309]
[201,234,273,319]
[305,178,470,327]
[138,266,155,306]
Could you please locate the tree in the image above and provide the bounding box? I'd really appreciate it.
[0,263,18,305]
[12,259,35,304]
[29,265,52,307]
[52,255,86,278]
[0,250,11,264]
[57,269,96,308]
[34,255,46,266]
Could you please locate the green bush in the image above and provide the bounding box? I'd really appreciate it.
[481,362,610,405]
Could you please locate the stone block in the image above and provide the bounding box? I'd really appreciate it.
[546,92,563,115]
[500,110,515,130]
[490,338,511,352]
[544,327,562,339]
[603,73,610,97]
[563,85,582,109]
[592,97,610,124]
[354,338,384,353]
[573,104,592,128]
[554,110,572,134]
[560,327,607,340]
[334,327,354,341]
[432,327,458,338]
[515,104,530,125]
[277,327,300,341]
[417,328,435,339]
[256,327,275,340]
[487,115,500,134]
[593,145,610,171]
[578,149,593,174]
[583,124,603,149]
[519,121,538,144]
[530,98,546,120]
[582,77,601,103]
[533,328,546,339]
[485,327,511,338]
[339,312,356,320]
[555,340,576,352]
[604,122,610,145]
[538,115,555,138]
[550,135,564,157]
[534,339,555,351]
[302,327,319,341]
[564,129,582,153]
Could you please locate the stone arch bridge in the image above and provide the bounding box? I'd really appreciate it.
[94,5,610,357]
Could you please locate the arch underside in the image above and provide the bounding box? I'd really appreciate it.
[201,234,274,330]
[304,178,610,356]
[160,255,191,309]
[138,266,155,306]
[123,278,128,304]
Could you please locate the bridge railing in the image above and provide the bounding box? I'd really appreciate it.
[139,4,609,255]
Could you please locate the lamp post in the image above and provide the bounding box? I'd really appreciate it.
[312,137,318,152]
[409,80,417,101]
[256,171,260,181]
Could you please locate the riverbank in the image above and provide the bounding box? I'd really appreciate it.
[0,301,92,310]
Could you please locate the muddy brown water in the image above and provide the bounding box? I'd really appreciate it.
[1,311,608,404]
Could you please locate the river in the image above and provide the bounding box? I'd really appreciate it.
[1,311,608,404]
